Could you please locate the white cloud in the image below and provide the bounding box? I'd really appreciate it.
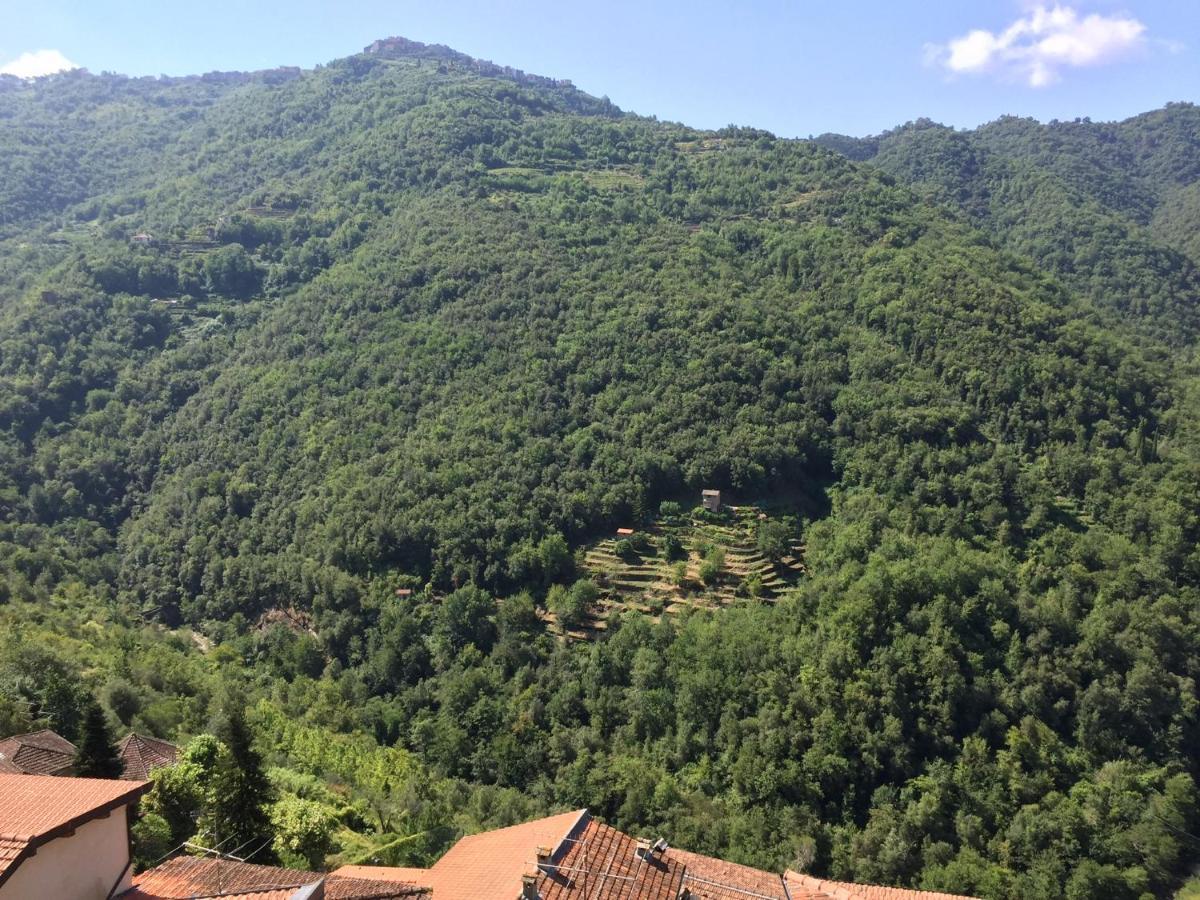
[929,5,1147,87]
[0,49,78,79]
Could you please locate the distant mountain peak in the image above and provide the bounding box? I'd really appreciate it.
[363,35,575,90]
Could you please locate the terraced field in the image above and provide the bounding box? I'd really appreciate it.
[545,505,805,641]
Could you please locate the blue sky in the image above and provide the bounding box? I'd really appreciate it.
[1,0,1196,136]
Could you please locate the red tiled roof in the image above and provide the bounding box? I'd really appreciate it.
[539,819,686,900]
[118,733,179,781]
[0,728,77,775]
[126,856,430,899]
[335,810,980,900]
[0,836,25,879]
[334,809,588,900]
[784,871,980,900]
[667,848,787,899]
[335,866,431,885]
[0,773,149,888]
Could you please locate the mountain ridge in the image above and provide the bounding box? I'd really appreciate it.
[0,41,1198,899]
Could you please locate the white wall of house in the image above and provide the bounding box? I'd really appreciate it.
[0,807,134,900]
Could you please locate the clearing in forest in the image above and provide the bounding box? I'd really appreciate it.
[547,503,806,641]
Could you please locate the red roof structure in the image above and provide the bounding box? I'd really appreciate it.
[0,772,149,889]
[784,871,979,900]
[337,811,980,900]
[667,847,788,899]
[117,733,179,781]
[0,728,77,776]
[338,809,587,900]
[539,818,686,899]
[125,857,430,900]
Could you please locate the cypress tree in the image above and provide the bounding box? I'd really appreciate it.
[211,698,275,860]
[74,699,123,779]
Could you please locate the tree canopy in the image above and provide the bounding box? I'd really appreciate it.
[1,44,1199,899]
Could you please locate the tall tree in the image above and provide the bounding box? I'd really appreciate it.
[74,699,123,779]
[211,699,275,861]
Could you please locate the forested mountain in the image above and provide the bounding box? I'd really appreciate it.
[1,39,1199,899]
[815,107,1200,341]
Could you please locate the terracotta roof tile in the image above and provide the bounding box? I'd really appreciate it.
[334,867,433,884]
[539,819,686,900]
[118,733,180,781]
[666,848,787,899]
[126,856,430,899]
[334,810,588,900]
[783,871,980,900]
[334,811,981,900]
[0,836,24,875]
[0,728,77,775]
[0,772,148,888]
[0,729,76,756]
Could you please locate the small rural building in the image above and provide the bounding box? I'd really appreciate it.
[0,773,149,899]
[616,527,635,536]
[702,489,722,512]
[125,856,428,899]
[0,773,427,900]
[116,733,178,782]
[0,729,76,776]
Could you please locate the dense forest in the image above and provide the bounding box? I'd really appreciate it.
[2,38,1200,899]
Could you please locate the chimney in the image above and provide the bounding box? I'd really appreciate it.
[536,844,553,865]
[520,870,539,900]
[290,880,325,900]
[636,837,668,862]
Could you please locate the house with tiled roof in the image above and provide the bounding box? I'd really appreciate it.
[0,729,76,776]
[669,848,789,899]
[337,809,588,900]
[334,809,980,900]
[117,732,179,781]
[123,856,431,900]
[0,774,981,900]
[538,817,687,899]
[0,772,149,899]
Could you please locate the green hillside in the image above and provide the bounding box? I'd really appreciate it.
[815,107,1200,342]
[1,39,1199,899]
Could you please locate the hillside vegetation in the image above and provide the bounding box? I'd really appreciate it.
[1,40,1199,899]
[816,107,1200,342]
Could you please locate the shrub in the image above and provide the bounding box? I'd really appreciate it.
[699,547,725,585]
[662,533,685,560]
